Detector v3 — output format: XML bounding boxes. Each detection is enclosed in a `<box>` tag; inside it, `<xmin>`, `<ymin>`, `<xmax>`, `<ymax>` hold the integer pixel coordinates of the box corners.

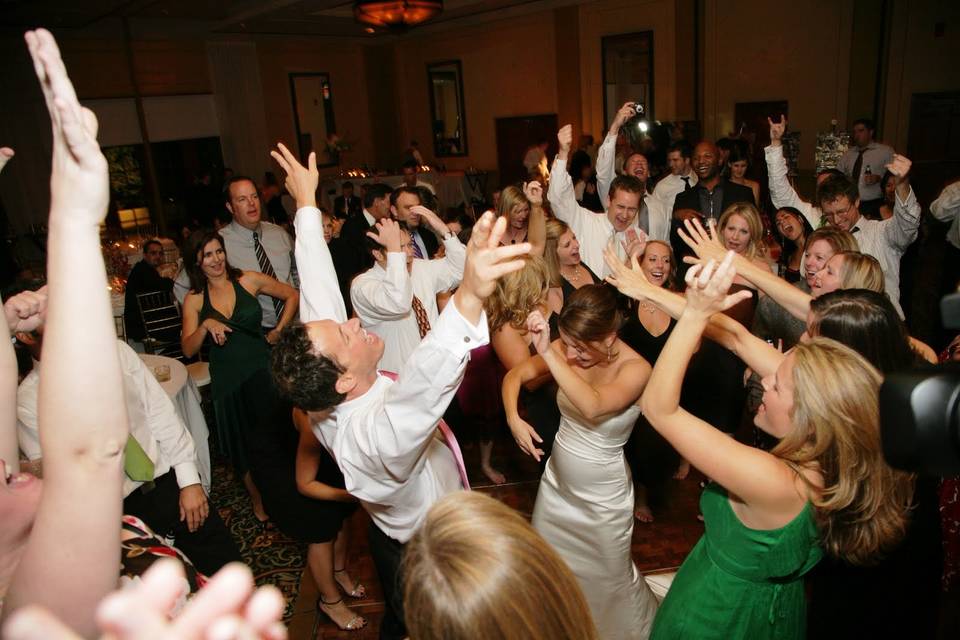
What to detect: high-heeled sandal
<box><xmin>316</xmin><ymin>596</ymin><xmax>366</xmax><ymax>631</ymax></box>
<box><xmin>333</xmin><ymin>567</ymin><xmax>367</xmax><ymax>599</ymax></box>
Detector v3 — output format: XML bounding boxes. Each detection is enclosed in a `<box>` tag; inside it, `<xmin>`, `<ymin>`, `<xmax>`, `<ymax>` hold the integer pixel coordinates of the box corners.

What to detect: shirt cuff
<box><xmin>442</xmin><ymin>234</ymin><xmax>462</xmax><ymax>249</ymax></box>
<box><xmin>895</xmin><ymin>186</ymin><xmax>918</xmax><ymax>210</ymax></box>
<box><xmin>173</xmin><ymin>461</ymin><xmax>202</xmax><ymax>489</ymax></box>
<box><xmin>428</xmin><ymin>297</ymin><xmax>490</xmax><ymax>359</ymax></box>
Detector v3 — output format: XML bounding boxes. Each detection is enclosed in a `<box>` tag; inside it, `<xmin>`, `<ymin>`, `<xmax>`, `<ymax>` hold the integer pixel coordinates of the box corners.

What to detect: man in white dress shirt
<box><xmin>838</xmin><ymin>118</ymin><xmax>894</xmax><ymax>218</ymax></box>
<box><xmin>174</xmin><ymin>176</ymin><xmax>295</xmax><ymax>333</ymax></box>
<box><xmin>815</xmin><ymin>156</ymin><xmax>920</xmax><ymax>318</ymax></box>
<box><xmin>351</xmin><ymin>209</ymin><xmax>465</xmax><ymax>374</ymax></box>
<box><xmin>267</xmin><ymin>143</ymin><xmax>529</xmax><ymax>640</ymax></box>
<box><xmin>16</xmin><ymin>334</ymin><xmax>240</xmax><ymax>576</ymax></box>
<box><xmin>549</xmin><ymin>124</ymin><xmax>671</xmax><ymax>278</ymax></box>
<box><xmin>653</xmin><ymin>140</ymin><xmax>698</xmax><ymax>211</ymax></box>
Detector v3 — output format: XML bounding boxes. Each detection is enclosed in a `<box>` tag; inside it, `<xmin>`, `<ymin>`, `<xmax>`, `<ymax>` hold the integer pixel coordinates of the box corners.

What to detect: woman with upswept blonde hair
<box><xmin>403</xmin><ymin>492</ymin><xmax>598</xmax><ymax>640</ymax></box>
<box><xmin>717</xmin><ymin>202</ymin><xmax>766</xmax><ymax>261</ymax></box>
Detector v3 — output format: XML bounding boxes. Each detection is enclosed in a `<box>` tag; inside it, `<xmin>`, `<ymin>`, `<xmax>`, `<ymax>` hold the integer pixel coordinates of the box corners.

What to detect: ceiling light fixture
<box><xmin>353</xmin><ymin>0</ymin><xmax>443</xmax><ymax>30</ymax></box>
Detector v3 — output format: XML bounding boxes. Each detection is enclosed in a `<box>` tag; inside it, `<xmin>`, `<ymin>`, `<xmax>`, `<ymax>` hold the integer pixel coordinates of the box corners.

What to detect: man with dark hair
<box><xmin>124</xmin><ymin>239</ymin><xmax>173</xmax><ymax>347</ymax></box>
<box><xmin>764</xmin><ymin>115</ymin><xmax>840</xmax><ymax>229</ymax></box>
<box><xmin>268</xmin><ymin>142</ymin><xmax>529</xmax><ymax>640</ymax></box>
<box><xmin>816</xmin><ymin>155</ymin><xmax>919</xmax><ymax>317</ymax></box>
<box><xmin>838</xmin><ymin>117</ymin><xmax>894</xmax><ymax>217</ymax></box>
<box><xmin>352</xmin><ymin>209</ymin><xmax>464</xmax><ymax>373</ymax></box>
<box><xmin>552</xmin><ymin>121</ymin><xmax>671</xmax><ymax>277</ymax></box>
<box><xmin>333</xmin><ymin>181</ymin><xmax>362</xmax><ymax>220</ymax></box>
<box><xmin>334</xmin><ymin>182</ymin><xmax>393</xmax><ymax>316</ymax></box>
<box><xmin>653</xmin><ymin>140</ymin><xmax>698</xmax><ymax>211</ymax></box>
<box><xmin>400</xmin><ymin>159</ymin><xmax>436</xmax><ymax>195</ymax></box>
<box><xmin>390</xmin><ymin>186</ymin><xmax>439</xmax><ymax>259</ymax></box>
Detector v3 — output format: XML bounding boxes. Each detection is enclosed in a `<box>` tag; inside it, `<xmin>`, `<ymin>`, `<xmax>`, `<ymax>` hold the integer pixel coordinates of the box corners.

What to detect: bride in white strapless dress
<box><xmin>503</xmin><ymin>287</ymin><xmax>658</xmax><ymax>640</ymax></box>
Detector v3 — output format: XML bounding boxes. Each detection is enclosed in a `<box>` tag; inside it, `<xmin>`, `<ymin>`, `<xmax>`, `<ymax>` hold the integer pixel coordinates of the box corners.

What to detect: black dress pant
<box><xmin>368</xmin><ymin>521</ymin><xmax>407</xmax><ymax>640</ymax></box>
<box><xmin>122</xmin><ymin>470</ymin><xmax>242</xmax><ymax>576</ymax></box>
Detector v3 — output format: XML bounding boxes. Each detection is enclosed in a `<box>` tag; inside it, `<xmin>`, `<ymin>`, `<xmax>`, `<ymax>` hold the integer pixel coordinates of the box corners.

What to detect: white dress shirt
<box><xmin>596</xmin><ymin>132</ymin><xmax>618</xmax><ymax>209</ymax></box>
<box><xmin>351</xmin><ymin>235</ymin><xmax>465</xmax><ymax>374</ymax></box>
<box><xmin>17</xmin><ymin>341</ymin><xmax>201</xmax><ymax>499</ymax></box>
<box><xmin>295</xmin><ymin>205</ymin><xmax>348</xmax><ymax>323</ymax></box>
<box><xmin>297</xmin><ymin>205</ymin><xmax>484</xmax><ymax>543</ymax></box>
<box><xmin>653</xmin><ymin>172</ymin><xmax>698</xmax><ymax>211</ymax></box>
<box><xmin>548</xmin><ymin>157</ymin><xmax>670</xmax><ymax>277</ymax></box>
<box><xmin>764</xmin><ymin>145</ymin><xmax>822</xmax><ymax>229</ymax></box>
<box><xmin>849</xmin><ymin>189</ymin><xmax>921</xmax><ymax>318</ymax></box>
<box><xmin>931</xmin><ymin>180</ymin><xmax>960</xmax><ymax>250</ymax></box>
<box><xmin>838</xmin><ymin>141</ymin><xmax>894</xmax><ymax>202</ymax></box>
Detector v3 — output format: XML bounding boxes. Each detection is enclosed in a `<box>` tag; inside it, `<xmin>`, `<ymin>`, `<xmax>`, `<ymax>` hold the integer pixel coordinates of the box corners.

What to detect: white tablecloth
<box><xmin>138</xmin><ymin>354</ymin><xmax>211</xmax><ymax>493</ymax></box>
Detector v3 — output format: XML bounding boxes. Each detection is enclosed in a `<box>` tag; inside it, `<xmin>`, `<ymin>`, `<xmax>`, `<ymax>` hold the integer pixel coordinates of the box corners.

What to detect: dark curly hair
<box><xmin>270</xmin><ymin>322</ymin><xmax>346</xmax><ymax>411</ymax></box>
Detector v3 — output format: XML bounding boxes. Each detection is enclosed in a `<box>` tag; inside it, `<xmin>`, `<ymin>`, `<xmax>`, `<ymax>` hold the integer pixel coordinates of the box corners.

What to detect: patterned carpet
<box><xmin>208</xmin><ymin>459</ymin><xmax>306</xmax><ymax>621</ymax></box>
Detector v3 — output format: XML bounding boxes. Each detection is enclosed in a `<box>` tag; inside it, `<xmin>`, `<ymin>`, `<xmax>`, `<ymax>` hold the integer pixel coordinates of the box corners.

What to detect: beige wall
<box><xmin>578</xmin><ymin>0</ymin><xmax>678</xmax><ymax>139</ymax></box>
<box><xmin>393</xmin><ymin>10</ymin><xmax>559</xmax><ymax>171</ymax></box>
<box><xmin>702</xmin><ymin>0</ymin><xmax>854</xmax><ymax>171</ymax></box>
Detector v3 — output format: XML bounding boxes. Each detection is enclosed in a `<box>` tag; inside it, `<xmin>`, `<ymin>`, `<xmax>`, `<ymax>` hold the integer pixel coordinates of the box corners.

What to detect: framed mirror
<box><xmin>601</xmin><ymin>32</ymin><xmax>654</xmax><ymax>131</ymax></box>
<box><xmin>427</xmin><ymin>60</ymin><xmax>468</xmax><ymax>157</ymax></box>
<box><xmin>289</xmin><ymin>73</ymin><xmax>338</xmax><ymax>166</ymax></box>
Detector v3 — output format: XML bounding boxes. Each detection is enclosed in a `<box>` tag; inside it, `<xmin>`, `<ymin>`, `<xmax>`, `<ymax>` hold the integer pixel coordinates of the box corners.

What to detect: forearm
<box><xmin>890</xmin><ymin>187</ymin><xmax>921</xmax><ymax>249</ymax></box>
<box><xmin>641</xmin><ymin>312</ymin><xmax>706</xmax><ymax>419</ymax></box>
<box><xmin>527</xmin><ymin>203</ymin><xmax>546</xmax><ymax>257</ymax></box>
<box><xmin>299</xmin><ymin>479</ymin><xmax>353</xmax><ymax>502</ymax></box>
<box><xmin>0</xmin><ymin>336</ymin><xmax>19</xmax><ymax>473</ymax></box>
<box><xmin>296</xmin><ymin>206</ymin><xmax>348</xmax><ymax>323</ymax></box>
<box><xmin>541</xmin><ymin>349</ymin><xmax>605</xmax><ymax>419</ymax></box>
<box><xmin>931</xmin><ymin>182</ymin><xmax>960</xmax><ymax>222</ymax></box>
<box><xmin>275</xmin><ymin>291</ymin><xmax>299</xmax><ymax>331</ymax></box>
<box><xmin>181</xmin><ymin>321</ymin><xmax>208</xmax><ymax>358</ymax></box>
<box><xmin>733</xmin><ymin>256</ymin><xmax>811</xmax><ymax>320</ymax></box>
<box><xmin>502</xmin><ymin>365</ymin><xmax>529</xmax><ymax>421</ymax></box>
<box><xmin>596</xmin><ymin>133</ymin><xmax>617</xmax><ymax>207</ymax></box>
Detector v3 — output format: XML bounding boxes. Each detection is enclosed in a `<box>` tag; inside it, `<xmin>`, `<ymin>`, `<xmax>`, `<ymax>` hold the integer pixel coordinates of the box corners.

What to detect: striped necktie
<box><xmin>253</xmin><ymin>230</ymin><xmax>285</xmax><ymax>322</ymax></box>
<box><xmin>410</xmin><ymin>231</ymin><xmax>424</xmax><ymax>259</ymax></box>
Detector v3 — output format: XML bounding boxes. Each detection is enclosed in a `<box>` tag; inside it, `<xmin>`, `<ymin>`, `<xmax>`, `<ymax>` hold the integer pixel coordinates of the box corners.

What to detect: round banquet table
<box><xmin>138</xmin><ymin>354</ymin><xmax>212</xmax><ymax>492</ymax></box>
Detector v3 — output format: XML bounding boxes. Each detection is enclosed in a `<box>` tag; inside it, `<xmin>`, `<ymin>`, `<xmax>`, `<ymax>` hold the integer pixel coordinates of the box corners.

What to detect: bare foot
<box><xmin>334</xmin><ymin>569</ymin><xmax>366</xmax><ymax>599</ymax></box>
<box><xmin>482</xmin><ymin>464</ymin><xmax>506</xmax><ymax>485</ymax></box>
<box><xmin>673</xmin><ymin>459</ymin><xmax>691</xmax><ymax>480</ymax></box>
<box><xmin>634</xmin><ymin>503</ymin><xmax>654</xmax><ymax>523</ymax></box>
<box><xmin>318</xmin><ymin>597</ymin><xmax>367</xmax><ymax>631</ymax></box>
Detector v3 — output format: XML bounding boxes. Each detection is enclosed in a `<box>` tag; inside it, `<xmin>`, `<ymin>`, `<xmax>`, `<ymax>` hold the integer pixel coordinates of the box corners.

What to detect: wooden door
<box><xmin>494</xmin><ymin>114</ymin><xmax>559</xmax><ymax>188</ymax></box>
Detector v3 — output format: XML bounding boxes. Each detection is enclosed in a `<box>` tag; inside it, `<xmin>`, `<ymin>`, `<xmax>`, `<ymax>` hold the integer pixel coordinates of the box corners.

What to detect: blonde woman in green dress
<box><xmin>605</xmin><ymin>247</ymin><xmax>913</xmax><ymax>639</ymax></box>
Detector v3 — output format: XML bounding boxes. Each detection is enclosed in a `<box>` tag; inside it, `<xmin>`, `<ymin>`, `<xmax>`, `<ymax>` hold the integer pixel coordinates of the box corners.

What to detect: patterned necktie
<box><xmin>124</xmin><ymin>434</ymin><xmax>155</xmax><ymax>482</ymax></box>
<box><xmin>411</xmin><ymin>295</ymin><xmax>431</xmax><ymax>339</ymax></box>
<box><xmin>252</xmin><ymin>231</ymin><xmax>285</xmax><ymax>321</ymax></box>
<box><xmin>851</xmin><ymin>148</ymin><xmax>865</xmax><ymax>183</ymax></box>
<box><xmin>410</xmin><ymin>231</ymin><xmax>424</xmax><ymax>259</ymax></box>
<box><xmin>378</xmin><ymin>370</ymin><xmax>470</xmax><ymax>490</ymax></box>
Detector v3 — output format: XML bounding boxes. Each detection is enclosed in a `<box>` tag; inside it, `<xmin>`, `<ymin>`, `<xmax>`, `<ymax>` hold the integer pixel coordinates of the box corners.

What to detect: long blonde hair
<box><xmin>543</xmin><ymin>218</ymin><xmax>569</xmax><ymax>288</ymax></box>
<box><xmin>485</xmin><ymin>255</ymin><xmax>550</xmax><ymax>333</ymax></box>
<box><xmin>403</xmin><ymin>492</ymin><xmax>598</xmax><ymax>640</ymax></box>
<box><xmin>495</xmin><ymin>185</ymin><xmax>531</xmax><ymax>220</ymax></box>
<box><xmin>772</xmin><ymin>338</ymin><xmax>914</xmax><ymax>565</ymax></box>
<box><xmin>837</xmin><ymin>251</ymin><xmax>884</xmax><ymax>292</ymax></box>
<box><xmin>717</xmin><ymin>202</ymin><xmax>764</xmax><ymax>259</ymax></box>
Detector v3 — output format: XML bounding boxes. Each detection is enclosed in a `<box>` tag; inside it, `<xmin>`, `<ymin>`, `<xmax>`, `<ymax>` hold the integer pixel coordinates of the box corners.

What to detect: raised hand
<box><xmin>603</xmin><ymin>244</ymin><xmax>655</xmax><ymax>302</ymax></box>
<box><xmin>3</xmin><ymin>560</ymin><xmax>287</xmax><ymax>640</ymax></box>
<box><xmin>557</xmin><ymin>125</ymin><xmax>573</xmax><ymax>155</ymax></box>
<box><xmin>610</xmin><ymin>102</ymin><xmax>636</xmax><ymax>134</ymax></box>
<box><xmin>678</xmin><ymin>217</ymin><xmax>726</xmax><ymax>265</ymax></box>
<box><xmin>523</xmin><ymin>180</ymin><xmax>543</xmax><ymax>206</ymax></box>
<box><xmin>409</xmin><ymin>204</ymin><xmax>448</xmax><ymax>236</ymax></box>
<box><xmin>508</xmin><ymin>414</ymin><xmax>544</xmax><ymax>462</ymax></box>
<box><xmin>525</xmin><ymin>309</ymin><xmax>551</xmax><ymax>355</ymax></box>
<box><xmin>270</xmin><ymin>142</ymin><xmax>318</xmax><ymax>209</ymax></box>
<box><xmin>4</xmin><ymin>287</ymin><xmax>48</xmax><ymax>335</ymax></box>
<box><xmin>25</xmin><ymin>30</ymin><xmax>108</xmax><ymax>226</ymax></box>
<box><xmin>202</xmin><ymin>318</ymin><xmax>232</xmax><ymax>346</ymax></box>
<box><xmin>768</xmin><ymin>114</ymin><xmax>787</xmax><ymax>146</ymax></box>
<box><xmin>0</xmin><ymin>147</ymin><xmax>14</xmax><ymax>174</ymax></box>
<box><xmin>366</xmin><ymin>218</ymin><xmax>403</xmax><ymax>253</ymax></box>
<box><xmin>682</xmin><ymin>251</ymin><xmax>753</xmax><ymax>318</ymax></box>
<box><xmin>621</xmin><ymin>228</ymin><xmax>648</xmax><ymax>263</ymax></box>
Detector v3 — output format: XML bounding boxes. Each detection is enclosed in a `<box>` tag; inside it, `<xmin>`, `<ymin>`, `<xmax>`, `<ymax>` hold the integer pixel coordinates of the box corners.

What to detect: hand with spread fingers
<box><xmin>603</xmin><ymin>243</ymin><xmax>656</xmax><ymax>303</ymax></box>
<box><xmin>677</xmin><ymin>217</ymin><xmax>727</xmax><ymax>266</ymax></box>
<box><xmin>621</xmin><ymin>228</ymin><xmax>648</xmax><ymax>263</ymax></box>
<box><xmin>270</xmin><ymin>143</ymin><xmax>318</xmax><ymax>210</ymax></box>
<box><xmin>366</xmin><ymin>218</ymin><xmax>403</xmax><ymax>254</ymax></box>
<box><xmin>682</xmin><ymin>251</ymin><xmax>754</xmax><ymax>319</ymax></box>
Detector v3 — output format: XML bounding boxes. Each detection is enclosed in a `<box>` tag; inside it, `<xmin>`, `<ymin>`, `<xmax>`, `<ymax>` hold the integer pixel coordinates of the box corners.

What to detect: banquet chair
<box><xmin>136</xmin><ymin>290</ymin><xmax>184</xmax><ymax>360</ymax></box>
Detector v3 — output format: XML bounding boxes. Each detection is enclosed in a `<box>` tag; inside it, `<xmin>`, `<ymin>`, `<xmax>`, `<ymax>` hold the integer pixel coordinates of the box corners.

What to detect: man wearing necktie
<box><xmin>390</xmin><ymin>185</ymin><xmax>439</xmax><ymax>259</ymax></box>
<box><xmin>548</xmin><ymin>124</ymin><xmax>671</xmax><ymax>280</ymax></box>
<box><xmin>269</xmin><ymin>141</ymin><xmax>530</xmax><ymax>640</ymax></box>
<box><xmin>653</xmin><ymin>140</ymin><xmax>698</xmax><ymax>211</ymax></box>
<box><xmin>838</xmin><ymin>118</ymin><xmax>894</xmax><ymax>218</ymax></box>
<box><xmin>350</xmin><ymin>210</ymin><xmax>465</xmax><ymax>375</ymax></box>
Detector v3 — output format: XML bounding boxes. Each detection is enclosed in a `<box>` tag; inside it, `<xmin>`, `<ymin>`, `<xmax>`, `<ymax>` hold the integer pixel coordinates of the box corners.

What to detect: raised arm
<box><xmin>883</xmin><ymin>154</ymin><xmax>921</xmax><ymax>251</ymax></box>
<box><xmin>350</xmin><ymin>219</ymin><xmax>412</xmax><ymax>322</ymax></box>
<box><xmin>271</xmin><ymin>142</ymin><xmax>347</xmax><ymax>323</ymax></box>
<box><xmin>244</xmin><ymin>271</ymin><xmax>299</xmax><ymax>343</ymax></box>
<box><xmin>524</xmin><ymin>180</ymin><xmax>546</xmax><ymax>257</ymax></box>
<box><xmin>502</xmin><ymin>354</ymin><xmax>551</xmax><ymax>462</ymax></box>
<box><xmin>641</xmin><ymin>255</ymin><xmax>802</xmax><ymax>509</ymax></box>
<box><xmin>547</xmin><ymin>126</ymin><xmax>585</xmax><ymax>230</ymax></box>
<box><xmin>528</xmin><ymin>310</ymin><xmax>650</xmax><ymax>420</ymax></box>
<box><xmin>3</xmin><ymin>30</ymin><xmax>129</xmax><ymax>636</ymax></box>
<box><xmin>411</xmin><ymin>204</ymin><xmax>466</xmax><ymax>291</ymax></box>
<box><xmin>3</xmin><ymin>288</ymin><xmax>48</xmax><ymax>473</ymax></box>
<box><xmin>931</xmin><ymin>179</ymin><xmax>960</xmax><ymax>223</ymax></box>
<box><xmin>765</xmin><ymin>116</ymin><xmax>819</xmax><ymax>228</ymax></box>
<box><xmin>597</xmin><ymin>103</ymin><xmax>635</xmax><ymax>208</ymax></box>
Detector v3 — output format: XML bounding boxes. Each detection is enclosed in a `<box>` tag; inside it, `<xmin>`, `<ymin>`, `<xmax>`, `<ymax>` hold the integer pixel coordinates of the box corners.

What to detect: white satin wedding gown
<box><xmin>532</xmin><ymin>388</ymin><xmax>658</xmax><ymax>639</ymax></box>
